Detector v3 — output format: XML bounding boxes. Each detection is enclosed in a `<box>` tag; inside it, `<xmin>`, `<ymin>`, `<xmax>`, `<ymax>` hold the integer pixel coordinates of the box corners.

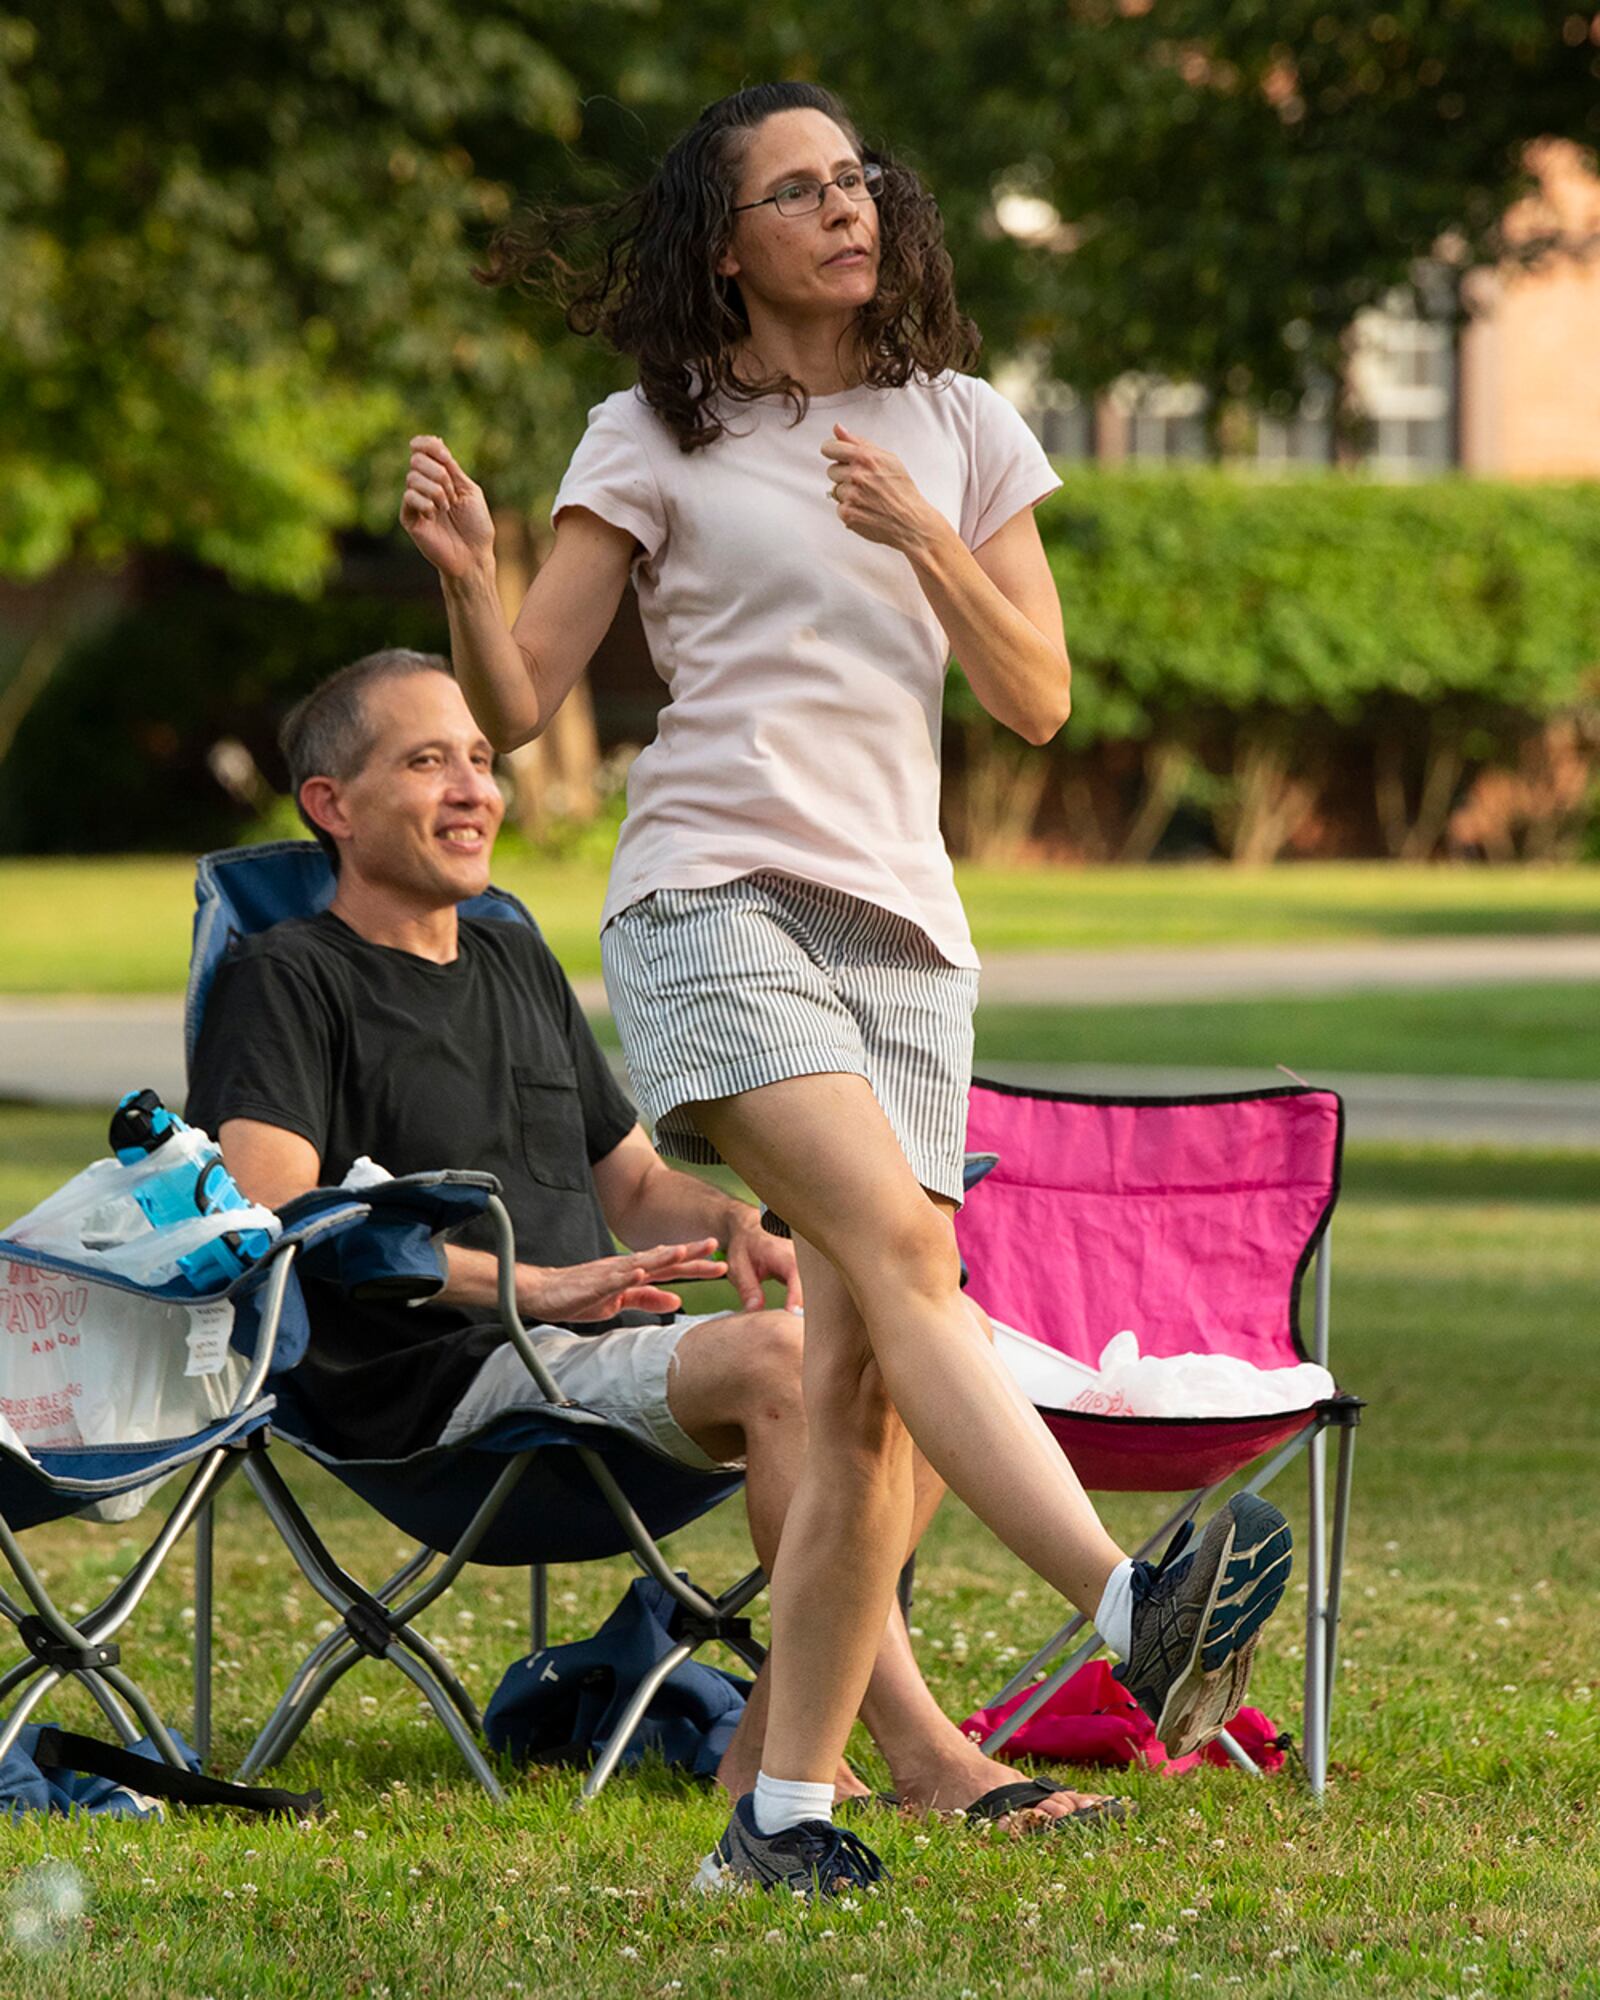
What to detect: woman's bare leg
<box><xmin>750</xmin><ymin>1236</ymin><xmax>918</xmax><ymax>1782</ymax></box>
<box><xmin>694</xmin><ymin>1072</ymin><xmax>1127</xmax><ymax>1625</ymax></box>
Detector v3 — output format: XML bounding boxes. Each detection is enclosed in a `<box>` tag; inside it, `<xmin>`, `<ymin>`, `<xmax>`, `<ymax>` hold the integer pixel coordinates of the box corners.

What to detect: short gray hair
<box><xmin>279</xmin><ymin>648</ymin><xmax>455</xmax><ymax>865</ymax></box>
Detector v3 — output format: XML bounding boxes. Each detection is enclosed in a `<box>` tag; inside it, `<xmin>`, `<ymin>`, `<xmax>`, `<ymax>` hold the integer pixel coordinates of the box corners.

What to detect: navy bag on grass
<box><xmin>485</xmin><ymin>1578</ymin><xmax>750</xmax><ymax>1782</ymax></box>
<box><xmin>0</xmin><ymin>1726</ymin><xmax>321</xmax><ymax>1821</ymax></box>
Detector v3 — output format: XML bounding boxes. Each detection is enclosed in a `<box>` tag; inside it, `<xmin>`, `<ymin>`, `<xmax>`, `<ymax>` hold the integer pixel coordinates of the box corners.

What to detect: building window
<box><xmin>1348</xmin><ymin>295</ymin><xmax>1457</xmax><ymax>476</ymax></box>
<box><xmin>1034</xmin><ymin>395</ymin><xmax>1094</xmax><ymax>460</ymax></box>
<box><xmin>993</xmin><ymin>361</ymin><xmax>1094</xmax><ymax>462</ymax></box>
<box><xmin>1118</xmin><ymin>378</ymin><xmax>1212</xmax><ymax>462</ymax></box>
<box><xmin>1256</xmin><ymin>375</ymin><xmax>1336</xmax><ymax>469</ymax></box>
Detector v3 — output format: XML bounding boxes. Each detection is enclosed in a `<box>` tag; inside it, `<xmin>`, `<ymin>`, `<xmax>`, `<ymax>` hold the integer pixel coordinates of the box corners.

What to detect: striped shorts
<box><xmin>600</xmin><ymin>873</ymin><xmax>980</xmax><ymax>1235</ymax></box>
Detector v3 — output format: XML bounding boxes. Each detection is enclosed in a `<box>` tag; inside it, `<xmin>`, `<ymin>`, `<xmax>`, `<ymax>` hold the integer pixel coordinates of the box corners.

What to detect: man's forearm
<box><xmin>439</xmin><ymin>1243</ymin><xmax>523</xmax><ymax>1314</ymax></box>
<box><xmin>613</xmin><ymin>1162</ymin><xmax>753</xmax><ymax>1252</ymax></box>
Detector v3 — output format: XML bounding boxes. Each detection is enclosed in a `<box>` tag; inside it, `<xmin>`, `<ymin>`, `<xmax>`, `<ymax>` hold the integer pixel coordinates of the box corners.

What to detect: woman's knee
<box><xmin>854</xmin><ymin>1197</ymin><xmax>959</xmax><ymax>1303</ymax></box>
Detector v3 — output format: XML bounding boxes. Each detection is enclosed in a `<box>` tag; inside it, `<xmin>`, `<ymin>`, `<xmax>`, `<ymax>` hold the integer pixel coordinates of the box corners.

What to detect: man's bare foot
<box><xmin>890</xmin><ymin>1744</ymin><xmax>1118</xmax><ymax>1834</ymax></box>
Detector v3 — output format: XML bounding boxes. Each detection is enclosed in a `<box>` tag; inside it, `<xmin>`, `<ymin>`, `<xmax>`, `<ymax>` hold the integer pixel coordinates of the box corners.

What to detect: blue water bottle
<box><xmin>109</xmin><ymin>1089</ymin><xmax>273</xmax><ymax>1289</ymax></box>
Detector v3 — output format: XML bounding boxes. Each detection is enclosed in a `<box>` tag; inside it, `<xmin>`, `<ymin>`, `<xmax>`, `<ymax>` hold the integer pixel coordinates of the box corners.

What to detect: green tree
<box><xmin>4</xmin><ymin>2</ymin><xmax>1597</xmax><ymax>800</ymax></box>
<box><xmin>602</xmin><ymin>2</ymin><xmax>1599</xmax><ymax>408</ymax></box>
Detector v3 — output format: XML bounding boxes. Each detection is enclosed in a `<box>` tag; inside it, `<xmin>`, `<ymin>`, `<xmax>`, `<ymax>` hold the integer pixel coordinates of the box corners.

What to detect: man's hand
<box><xmin>723</xmin><ymin>1211</ymin><xmax>803</xmax><ymax>1314</ymax></box>
<box><xmin>518</xmin><ymin>1239</ymin><xmax>726</xmax><ymax>1325</ymax></box>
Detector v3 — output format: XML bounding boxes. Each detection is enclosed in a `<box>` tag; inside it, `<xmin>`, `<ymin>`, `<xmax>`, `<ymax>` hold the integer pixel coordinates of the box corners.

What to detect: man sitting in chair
<box><xmin>187</xmin><ymin>647</ymin><xmax>1113</xmax><ymax>1832</ymax></box>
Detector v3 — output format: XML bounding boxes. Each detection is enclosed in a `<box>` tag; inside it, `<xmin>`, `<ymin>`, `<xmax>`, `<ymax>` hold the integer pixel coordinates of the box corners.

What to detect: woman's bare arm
<box><xmin>401</xmin><ymin>436</ymin><xmax>636</xmax><ymax>751</ymax></box>
<box><xmin>822</xmin><ymin>425</ymin><xmax>1070</xmax><ymax>745</ymax></box>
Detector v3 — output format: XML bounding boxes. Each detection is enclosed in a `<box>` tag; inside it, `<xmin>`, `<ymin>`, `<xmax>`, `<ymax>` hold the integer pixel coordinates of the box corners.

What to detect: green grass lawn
<box><xmin>973</xmin><ymin>982</ymin><xmax>1600</xmax><ymax>1082</ymax></box>
<box><xmin>3</xmin><ymin>855</ymin><xmax>1598</xmax><ymax>993</ymax></box>
<box><xmin>584</xmin><ymin>982</ymin><xmax>1600</xmax><ymax>1082</ymax></box>
<box><xmin>2</xmin><ymin>1122</ymin><xmax>1597</xmax><ymax>1997</ymax></box>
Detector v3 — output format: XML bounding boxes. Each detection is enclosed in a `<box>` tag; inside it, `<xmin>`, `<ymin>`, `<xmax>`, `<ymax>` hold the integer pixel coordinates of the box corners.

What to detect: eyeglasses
<box><xmin>732</xmin><ymin>162</ymin><xmax>885</xmax><ymax>220</ymax></box>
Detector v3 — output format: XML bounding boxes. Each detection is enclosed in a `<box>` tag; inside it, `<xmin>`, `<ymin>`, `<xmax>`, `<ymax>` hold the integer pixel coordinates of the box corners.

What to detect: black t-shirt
<box><xmin>185</xmin><ymin>910</ymin><xmax>639</xmax><ymax>1458</ymax></box>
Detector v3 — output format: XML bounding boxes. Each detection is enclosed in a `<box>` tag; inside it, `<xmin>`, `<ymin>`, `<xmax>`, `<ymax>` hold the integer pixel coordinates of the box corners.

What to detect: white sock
<box><xmin>751</xmin><ymin>1770</ymin><xmax>834</xmax><ymax>1836</ymax></box>
<box><xmin>1095</xmin><ymin>1559</ymin><xmax>1136</xmax><ymax>1661</ymax></box>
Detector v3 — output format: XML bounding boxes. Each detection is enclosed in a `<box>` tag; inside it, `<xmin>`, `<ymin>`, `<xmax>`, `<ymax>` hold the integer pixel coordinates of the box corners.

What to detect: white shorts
<box><xmin>436</xmin><ymin>1314</ymin><xmax>741</xmax><ymax>1472</ymax></box>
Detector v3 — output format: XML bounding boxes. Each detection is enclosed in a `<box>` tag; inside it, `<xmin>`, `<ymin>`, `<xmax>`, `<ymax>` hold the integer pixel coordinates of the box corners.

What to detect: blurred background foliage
<box><xmin>1</xmin><ymin>0</ymin><xmax>1597</xmax><ymax>858</ymax></box>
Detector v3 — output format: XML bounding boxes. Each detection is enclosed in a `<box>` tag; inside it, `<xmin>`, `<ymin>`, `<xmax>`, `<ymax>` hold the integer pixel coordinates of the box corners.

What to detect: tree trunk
<box><xmin>1218</xmin><ymin>727</ymin><xmax>1315</xmax><ymax>864</ymax></box>
<box><xmin>0</xmin><ymin>617</ymin><xmax>72</xmax><ymax>774</ymax></box>
<box><xmin>1057</xmin><ymin>765</ymin><xmax>1116</xmax><ymax>862</ymax></box>
<box><xmin>491</xmin><ymin>508</ymin><xmax>601</xmax><ymax>839</ymax></box>
<box><xmin>1375</xmin><ymin>720</ymin><xmax>1464</xmax><ymax>861</ymax></box>
<box><xmin>947</xmin><ymin>721</ymin><xmax>1050</xmax><ymax>862</ymax></box>
<box><xmin>1115</xmin><ymin>739</ymin><xmax>1194</xmax><ymax>863</ymax></box>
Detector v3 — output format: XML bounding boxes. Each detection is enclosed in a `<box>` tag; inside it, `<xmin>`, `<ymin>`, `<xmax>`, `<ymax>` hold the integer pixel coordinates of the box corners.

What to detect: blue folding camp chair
<box><xmin>0</xmin><ymin>1195</ymin><xmax>366</xmax><ymax>1774</ymax></box>
<box><xmin>187</xmin><ymin>842</ymin><xmax>766</xmax><ymax>1801</ymax></box>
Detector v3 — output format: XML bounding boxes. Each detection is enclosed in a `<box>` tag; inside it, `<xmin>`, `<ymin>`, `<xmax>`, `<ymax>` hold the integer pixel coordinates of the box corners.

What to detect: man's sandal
<box><xmin>959</xmin><ymin>1778</ymin><xmax>1131</xmax><ymax>1831</ymax></box>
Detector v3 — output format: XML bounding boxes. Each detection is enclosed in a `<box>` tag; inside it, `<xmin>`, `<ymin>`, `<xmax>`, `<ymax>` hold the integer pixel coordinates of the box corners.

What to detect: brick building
<box><xmin>1003</xmin><ymin>141</ymin><xmax>1600</xmax><ymax>481</ymax></box>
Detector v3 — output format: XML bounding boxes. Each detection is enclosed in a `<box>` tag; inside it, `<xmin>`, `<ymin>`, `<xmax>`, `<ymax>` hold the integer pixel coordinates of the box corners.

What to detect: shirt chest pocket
<box><xmin>512</xmin><ymin>1062</ymin><xmax>589</xmax><ymax>1193</ymax></box>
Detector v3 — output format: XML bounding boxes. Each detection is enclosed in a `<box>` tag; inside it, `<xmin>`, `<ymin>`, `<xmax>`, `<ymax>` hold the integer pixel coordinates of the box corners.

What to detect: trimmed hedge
<box><xmin>1035</xmin><ymin>470</ymin><xmax>1600</xmax><ymax>742</ymax></box>
<box><xmin>946</xmin><ymin>470</ymin><xmax>1600</xmax><ymax>860</ymax></box>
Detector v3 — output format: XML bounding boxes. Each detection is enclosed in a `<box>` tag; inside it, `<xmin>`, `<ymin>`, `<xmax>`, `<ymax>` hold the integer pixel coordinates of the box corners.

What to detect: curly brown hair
<box><xmin>476</xmin><ymin>83</ymin><xmax>980</xmax><ymax>453</ymax></box>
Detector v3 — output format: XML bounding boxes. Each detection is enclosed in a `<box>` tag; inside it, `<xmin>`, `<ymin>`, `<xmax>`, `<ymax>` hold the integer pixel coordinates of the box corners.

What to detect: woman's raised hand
<box><xmin>821</xmin><ymin>424</ymin><xmax>943</xmax><ymax>557</ymax></box>
<box><xmin>400</xmin><ymin>436</ymin><xmax>496</xmax><ymax>578</ymax></box>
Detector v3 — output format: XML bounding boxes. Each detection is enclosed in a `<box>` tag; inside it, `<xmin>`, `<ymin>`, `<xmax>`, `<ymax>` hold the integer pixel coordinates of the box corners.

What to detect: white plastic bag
<box><xmin>0</xmin><ymin>1252</ymin><xmax>252</xmax><ymax>1520</ymax></box>
<box><xmin>993</xmin><ymin>1321</ymin><xmax>1334</xmax><ymax>1419</ymax></box>
<box><xmin>1</xmin><ymin>1127</ymin><xmax>274</xmax><ymax>1521</ymax></box>
<box><xmin>6</xmin><ymin>1130</ymin><xmax>279</xmax><ymax>1288</ymax></box>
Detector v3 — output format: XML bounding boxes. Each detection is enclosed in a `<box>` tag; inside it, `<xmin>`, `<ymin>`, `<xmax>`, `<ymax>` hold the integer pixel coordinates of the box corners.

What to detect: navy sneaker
<box><xmin>692</xmin><ymin>1794</ymin><xmax>889</xmax><ymax>1897</ymax></box>
<box><xmin>1114</xmin><ymin>1492</ymin><xmax>1293</xmax><ymax>1758</ymax></box>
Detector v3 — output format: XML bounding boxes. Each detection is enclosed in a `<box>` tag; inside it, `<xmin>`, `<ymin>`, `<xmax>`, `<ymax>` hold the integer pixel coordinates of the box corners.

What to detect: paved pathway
<box><xmin>972</xmin><ymin>933</ymin><xmax>1600</xmax><ymax>1005</ymax></box>
<box><xmin>2</xmin><ymin>935</ymin><xmax>1594</xmax><ymax>1147</ymax></box>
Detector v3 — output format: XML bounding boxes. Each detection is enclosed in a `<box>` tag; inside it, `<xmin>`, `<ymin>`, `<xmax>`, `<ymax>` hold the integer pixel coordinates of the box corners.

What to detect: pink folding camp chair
<box><xmin>956</xmin><ymin>1081</ymin><xmax>1362</xmax><ymax>1795</ymax></box>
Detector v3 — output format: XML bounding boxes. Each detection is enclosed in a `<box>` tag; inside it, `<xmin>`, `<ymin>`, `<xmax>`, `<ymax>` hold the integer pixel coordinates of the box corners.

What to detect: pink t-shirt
<box><xmin>552</xmin><ymin>371</ymin><xmax>1060</xmax><ymax>969</ymax></box>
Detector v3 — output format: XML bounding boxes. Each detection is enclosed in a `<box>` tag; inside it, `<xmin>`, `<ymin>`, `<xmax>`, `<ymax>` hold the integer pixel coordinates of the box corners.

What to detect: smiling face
<box><xmin>306</xmin><ymin>671</ymin><xmax>504</xmax><ymax>910</ymax></box>
<box><xmin>717</xmin><ymin>108</ymin><xmax>881</xmax><ymax>325</ymax></box>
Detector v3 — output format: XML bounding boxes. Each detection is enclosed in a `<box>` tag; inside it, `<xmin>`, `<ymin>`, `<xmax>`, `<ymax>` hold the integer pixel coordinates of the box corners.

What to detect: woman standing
<box><xmin>401</xmin><ymin>83</ymin><xmax>1291</xmax><ymax>1894</ymax></box>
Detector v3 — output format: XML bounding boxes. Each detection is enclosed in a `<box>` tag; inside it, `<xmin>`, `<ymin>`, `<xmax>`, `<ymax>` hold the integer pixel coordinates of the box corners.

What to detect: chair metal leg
<box><xmin>1303</xmin><ymin>1425</ymin><xmax>1329</xmax><ymax>1799</ymax></box>
<box><xmin>896</xmin><ymin>1555</ymin><xmax>916</xmax><ymax>1623</ymax></box>
<box><xmin>386</xmin><ymin>1624</ymin><xmax>482</xmax><ymax>1736</ymax></box>
<box><xmin>0</xmin><ymin>1665</ymin><xmax>64</xmax><ymax>1763</ymax></box>
<box><xmin>384</xmin><ymin>1643</ymin><xmax>506</xmax><ymax>1801</ymax></box>
<box><xmin>1322</xmin><ymin>1420</ymin><xmax>1357</xmax><ymax>1773</ymax></box>
<box><xmin>236</xmin><ymin>1633</ymin><xmax>357</xmax><ymax>1777</ymax></box>
<box><xmin>81</xmin><ymin>1671</ymin><xmax>141</xmax><ymax>1747</ymax></box>
<box><xmin>577</xmin><ymin>1641</ymin><xmax>694</xmax><ymax>1808</ymax></box>
<box><xmin>1215</xmin><ymin>1727</ymin><xmax>1262</xmax><ymax>1776</ymax></box>
<box><xmin>981</xmin><ymin>1626</ymin><xmax>1107</xmax><ymax>1755</ymax></box>
<box><xmin>194</xmin><ymin>1497</ymin><xmax>214</xmax><ymax>1764</ymax></box>
<box><xmin>97</xmin><ymin>1664</ymin><xmax>189</xmax><ymax>1769</ymax></box>
<box><xmin>242</xmin><ymin>1452</ymin><xmax>491</xmax><ymax>1767</ymax></box>
<box><xmin>0</xmin><ymin>1652</ymin><xmax>42</xmax><ymax>1707</ymax></box>
<box><xmin>531</xmin><ymin>1565</ymin><xmax>548</xmax><ymax>1651</ymax></box>
<box><xmin>239</xmin><ymin>1643</ymin><xmax>364</xmax><ymax>1779</ymax></box>
<box><xmin>983</xmin><ymin>1488</ymin><xmax>1208</xmax><ymax>1715</ymax></box>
